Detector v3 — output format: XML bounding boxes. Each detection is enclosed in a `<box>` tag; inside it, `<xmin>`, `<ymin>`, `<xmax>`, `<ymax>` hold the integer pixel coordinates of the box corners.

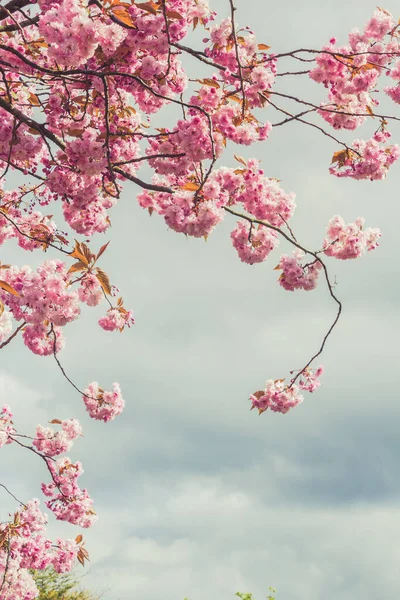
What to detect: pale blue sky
<box><xmin>1</xmin><ymin>1</ymin><xmax>400</xmax><ymax>599</ymax></box>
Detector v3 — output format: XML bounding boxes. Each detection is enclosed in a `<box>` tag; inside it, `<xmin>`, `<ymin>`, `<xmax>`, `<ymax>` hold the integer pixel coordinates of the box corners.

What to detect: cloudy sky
<box><xmin>2</xmin><ymin>1</ymin><xmax>400</xmax><ymax>599</ymax></box>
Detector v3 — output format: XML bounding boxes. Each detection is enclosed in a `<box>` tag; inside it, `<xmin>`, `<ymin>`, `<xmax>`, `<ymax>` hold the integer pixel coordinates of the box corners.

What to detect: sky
<box><xmin>2</xmin><ymin>1</ymin><xmax>400</xmax><ymax>599</ymax></box>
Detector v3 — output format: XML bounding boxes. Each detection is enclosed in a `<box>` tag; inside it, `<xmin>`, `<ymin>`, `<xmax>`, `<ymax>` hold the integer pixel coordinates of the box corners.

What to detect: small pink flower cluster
<box><xmin>318</xmin><ymin>92</ymin><xmax>375</xmax><ymax>131</ymax></box>
<box><xmin>46</xmin><ymin>164</ymin><xmax>116</xmax><ymax>237</ymax></box>
<box><xmin>231</xmin><ymin>221</ymin><xmax>279</xmax><ymax>264</ymax></box>
<box><xmin>0</xmin><ymin>258</ymin><xmax>134</xmax><ymax>356</ymax></box>
<box><xmin>0</xmin><ymin>260</ymin><xmax>80</xmax><ymax>356</ymax></box>
<box><xmin>310</xmin><ymin>8</ymin><xmax>400</xmax><ymax>180</ymax></box>
<box><xmin>0</xmin><ymin>309</ymin><xmax>12</xmax><ymax>344</ymax></box>
<box><xmin>212</xmin><ymin>104</ymin><xmax>271</xmax><ymax>146</ymax></box>
<box><xmin>82</xmin><ymin>382</ymin><xmax>125</xmax><ymax>422</ymax></box>
<box><xmin>0</xmin><ymin>499</ymin><xmax>82</xmax><ymax>599</ymax></box>
<box><xmin>0</xmin><ymin>195</ymin><xmax>57</xmax><ymax>252</ymax></box>
<box><xmin>204</xmin><ymin>18</ymin><xmax>276</xmax><ymax>110</ymax></box>
<box><xmin>39</xmin><ymin>0</ymin><xmax>126</xmax><ymax>67</ymax></box>
<box><xmin>138</xmin><ymin>189</ymin><xmax>225</xmax><ymax>239</ymax></box>
<box><xmin>329</xmin><ymin>133</ymin><xmax>400</xmax><ymax>180</ymax></box>
<box><xmin>385</xmin><ymin>59</ymin><xmax>400</xmax><ymax>103</ymax></box>
<box><xmin>234</xmin><ymin>159</ymin><xmax>296</xmax><ymax>225</ymax></box>
<box><xmin>311</xmin><ymin>9</ymin><xmax>396</xmax><ymax>91</ymax></box>
<box><xmin>0</xmin><ymin>405</ymin><xmax>94</xmax><ymax>588</ymax></box>
<box><xmin>0</xmin><ymin>105</ymin><xmax>47</xmax><ymax>171</ymax></box>
<box><xmin>250</xmin><ymin>380</ymin><xmax>304</xmax><ymax>414</ymax></box>
<box><xmin>1</xmin><ymin>260</ymin><xmax>79</xmax><ymax>327</ymax></box>
<box><xmin>298</xmin><ymin>366</ymin><xmax>324</xmax><ymax>392</ymax></box>
<box><xmin>65</xmin><ymin>129</ymin><xmax>108</xmax><ymax>177</ymax></box>
<box><xmin>98</xmin><ymin>307</ymin><xmax>135</xmax><ymax>332</ymax></box>
<box><xmin>33</xmin><ymin>418</ymin><xmax>82</xmax><ymax>457</ymax></box>
<box><xmin>250</xmin><ymin>366</ymin><xmax>324</xmax><ymax>414</ymax></box>
<box><xmin>323</xmin><ymin>215</ymin><xmax>381</xmax><ymax>259</ymax></box>
<box><xmin>0</xmin><ymin>404</ymin><xmax>15</xmax><ymax>448</ymax></box>
<box><xmin>41</xmin><ymin>457</ymin><xmax>97</xmax><ymax>528</ymax></box>
<box><xmin>276</xmin><ymin>250</ymin><xmax>323</xmax><ymax>291</ymax></box>
<box><xmin>78</xmin><ymin>273</ymin><xmax>103</xmax><ymax>307</ymax></box>
<box><xmin>138</xmin><ymin>159</ymin><xmax>295</xmax><ymax>251</ymax></box>
<box><xmin>164</xmin><ymin>197</ymin><xmax>225</xmax><ymax>238</ymax></box>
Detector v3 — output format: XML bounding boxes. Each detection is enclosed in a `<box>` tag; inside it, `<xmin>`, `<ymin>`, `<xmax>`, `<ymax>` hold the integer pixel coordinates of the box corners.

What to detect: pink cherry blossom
<box><xmin>83</xmin><ymin>382</ymin><xmax>125</xmax><ymax>422</ymax></box>
<box><xmin>98</xmin><ymin>307</ymin><xmax>134</xmax><ymax>332</ymax></box>
<box><xmin>276</xmin><ymin>250</ymin><xmax>322</xmax><ymax>291</ymax></box>
<box><xmin>33</xmin><ymin>419</ymin><xmax>82</xmax><ymax>457</ymax></box>
<box><xmin>298</xmin><ymin>366</ymin><xmax>324</xmax><ymax>392</ymax></box>
<box><xmin>250</xmin><ymin>380</ymin><xmax>304</xmax><ymax>414</ymax></box>
<box><xmin>323</xmin><ymin>215</ymin><xmax>381</xmax><ymax>259</ymax></box>
<box><xmin>231</xmin><ymin>221</ymin><xmax>279</xmax><ymax>264</ymax></box>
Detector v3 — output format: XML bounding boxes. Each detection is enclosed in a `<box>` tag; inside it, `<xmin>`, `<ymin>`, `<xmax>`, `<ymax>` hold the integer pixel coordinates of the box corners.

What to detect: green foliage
<box><xmin>31</xmin><ymin>568</ymin><xmax>97</xmax><ymax>600</ymax></box>
<box><xmin>236</xmin><ymin>589</ymin><xmax>276</xmax><ymax>600</ymax></box>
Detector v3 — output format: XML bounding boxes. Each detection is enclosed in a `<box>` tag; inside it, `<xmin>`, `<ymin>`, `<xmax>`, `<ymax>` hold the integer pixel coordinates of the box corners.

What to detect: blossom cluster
<box><xmin>138</xmin><ymin>158</ymin><xmax>295</xmax><ymax>245</ymax></box>
<box><xmin>329</xmin><ymin>132</ymin><xmax>400</xmax><ymax>180</ymax></box>
<box><xmin>276</xmin><ymin>251</ymin><xmax>323</xmax><ymax>291</ymax></box>
<box><xmin>231</xmin><ymin>221</ymin><xmax>279</xmax><ymax>264</ymax></box>
<box><xmin>33</xmin><ymin>419</ymin><xmax>82</xmax><ymax>457</ymax></box>
<box><xmin>82</xmin><ymin>382</ymin><xmax>125</xmax><ymax>423</ymax></box>
<box><xmin>310</xmin><ymin>8</ymin><xmax>400</xmax><ymax>178</ymax></box>
<box><xmin>250</xmin><ymin>380</ymin><xmax>304</xmax><ymax>415</ymax></box>
<box><xmin>0</xmin><ymin>404</ymin><xmax>15</xmax><ymax>448</ymax></box>
<box><xmin>0</xmin><ymin>499</ymin><xmax>83</xmax><ymax>600</ymax></box>
<box><xmin>42</xmin><ymin>457</ymin><xmax>97</xmax><ymax>528</ymax></box>
<box><xmin>250</xmin><ymin>366</ymin><xmax>324</xmax><ymax>414</ymax></box>
<box><xmin>0</xmin><ymin>260</ymin><xmax>79</xmax><ymax>355</ymax></box>
<box><xmin>0</xmin><ymin>0</ymin><xmax>399</xmax><ymax>593</ymax></box>
<box><xmin>0</xmin><ymin>408</ymin><xmax>91</xmax><ymax>597</ymax></box>
<box><xmin>1</xmin><ymin>406</ymin><xmax>97</xmax><ymax>530</ymax></box>
<box><xmin>323</xmin><ymin>215</ymin><xmax>381</xmax><ymax>259</ymax></box>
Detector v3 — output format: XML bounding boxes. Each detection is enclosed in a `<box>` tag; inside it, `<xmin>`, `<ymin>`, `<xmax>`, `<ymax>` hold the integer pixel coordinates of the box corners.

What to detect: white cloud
<box><xmin>80</xmin><ymin>475</ymin><xmax>400</xmax><ymax>600</ymax></box>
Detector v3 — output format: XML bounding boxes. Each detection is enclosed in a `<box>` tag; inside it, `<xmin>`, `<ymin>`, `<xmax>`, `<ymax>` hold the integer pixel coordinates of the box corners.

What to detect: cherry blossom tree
<box><xmin>0</xmin><ymin>0</ymin><xmax>399</xmax><ymax>597</ymax></box>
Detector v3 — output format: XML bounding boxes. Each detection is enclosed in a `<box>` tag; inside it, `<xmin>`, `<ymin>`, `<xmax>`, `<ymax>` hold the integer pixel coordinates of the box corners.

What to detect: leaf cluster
<box><xmin>31</xmin><ymin>567</ymin><xmax>97</xmax><ymax>600</ymax></box>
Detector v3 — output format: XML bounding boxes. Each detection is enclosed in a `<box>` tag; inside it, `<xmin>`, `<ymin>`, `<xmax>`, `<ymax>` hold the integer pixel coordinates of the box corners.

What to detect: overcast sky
<box><xmin>2</xmin><ymin>1</ymin><xmax>400</xmax><ymax>599</ymax></box>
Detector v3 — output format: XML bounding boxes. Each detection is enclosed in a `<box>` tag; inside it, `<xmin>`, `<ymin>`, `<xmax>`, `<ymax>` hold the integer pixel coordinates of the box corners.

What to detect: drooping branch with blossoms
<box><xmin>0</xmin><ymin>0</ymin><xmax>400</xmax><ymax>595</ymax></box>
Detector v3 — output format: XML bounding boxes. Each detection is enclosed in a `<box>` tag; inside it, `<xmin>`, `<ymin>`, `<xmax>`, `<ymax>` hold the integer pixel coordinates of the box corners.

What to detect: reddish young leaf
<box><xmin>111</xmin><ymin>6</ymin><xmax>135</xmax><ymax>26</ymax></box>
<box><xmin>258</xmin><ymin>43</ymin><xmax>271</xmax><ymax>50</ymax></box>
<box><xmin>136</xmin><ymin>2</ymin><xmax>159</xmax><ymax>15</ymax></box>
<box><xmin>70</xmin><ymin>241</ymin><xmax>89</xmax><ymax>266</ymax></box>
<box><xmin>234</xmin><ymin>154</ymin><xmax>247</xmax><ymax>166</ymax></box>
<box><xmin>166</xmin><ymin>9</ymin><xmax>183</xmax><ymax>19</ymax></box>
<box><xmin>67</xmin><ymin>261</ymin><xmax>86</xmax><ymax>275</ymax></box>
<box><xmin>181</xmin><ymin>181</ymin><xmax>200</xmax><ymax>191</ymax></box>
<box><xmin>0</xmin><ymin>281</ymin><xmax>19</xmax><ymax>297</ymax></box>
<box><xmin>96</xmin><ymin>269</ymin><xmax>112</xmax><ymax>295</ymax></box>
<box><xmin>96</xmin><ymin>241</ymin><xmax>110</xmax><ymax>261</ymax></box>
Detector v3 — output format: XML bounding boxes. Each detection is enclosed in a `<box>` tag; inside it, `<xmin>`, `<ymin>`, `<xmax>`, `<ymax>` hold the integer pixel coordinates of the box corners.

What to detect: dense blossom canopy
<box><xmin>1</xmin><ymin>0</ymin><xmax>400</xmax><ymax>597</ymax></box>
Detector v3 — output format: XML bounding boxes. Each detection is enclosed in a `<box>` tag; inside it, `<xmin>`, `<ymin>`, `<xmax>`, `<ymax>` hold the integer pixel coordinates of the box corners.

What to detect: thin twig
<box><xmin>0</xmin><ymin>484</ymin><xmax>27</xmax><ymax>508</ymax></box>
<box><xmin>224</xmin><ymin>206</ymin><xmax>342</xmax><ymax>384</ymax></box>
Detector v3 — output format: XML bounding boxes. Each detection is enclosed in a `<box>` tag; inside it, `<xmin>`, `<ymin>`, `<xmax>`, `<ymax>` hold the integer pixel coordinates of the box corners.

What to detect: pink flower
<box><xmin>42</xmin><ymin>457</ymin><xmax>97</xmax><ymax>528</ymax></box>
<box><xmin>98</xmin><ymin>307</ymin><xmax>134</xmax><ymax>332</ymax></box>
<box><xmin>0</xmin><ymin>404</ymin><xmax>16</xmax><ymax>448</ymax></box>
<box><xmin>329</xmin><ymin>135</ymin><xmax>400</xmax><ymax>180</ymax></box>
<box><xmin>250</xmin><ymin>380</ymin><xmax>303</xmax><ymax>414</ymax></box>
<box><xmin>0</xmin><ymin>310</ymin><xmax>12</xmax><ymax>344</ymax></box>
<box><xmin>276</xmin><ymin>251</ymin><xmax>322</xmax><ymax>291</ymax></box>
<box><xmin>323</xmin><ymin>216</ymin><xmax>381</xmax><ymax>259</ymax></box>
<box><xmin>33</xmin><ymin>419</ymin><xmax>82</xmax><ymax>457</ymax></box>
<box><xmin>298</xmin><ymin>366</ymin><xmax>324</xmax><ymax>392</ymax></box>
<box><xmin>231</xmin><ymin>221</ymin><xmax>278</xmax><ymax>264</ymax></box>
<box><xmin>82</xmin><ymin>382</ymin><xmax>125</xmax><ymax>422</ymax></box>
